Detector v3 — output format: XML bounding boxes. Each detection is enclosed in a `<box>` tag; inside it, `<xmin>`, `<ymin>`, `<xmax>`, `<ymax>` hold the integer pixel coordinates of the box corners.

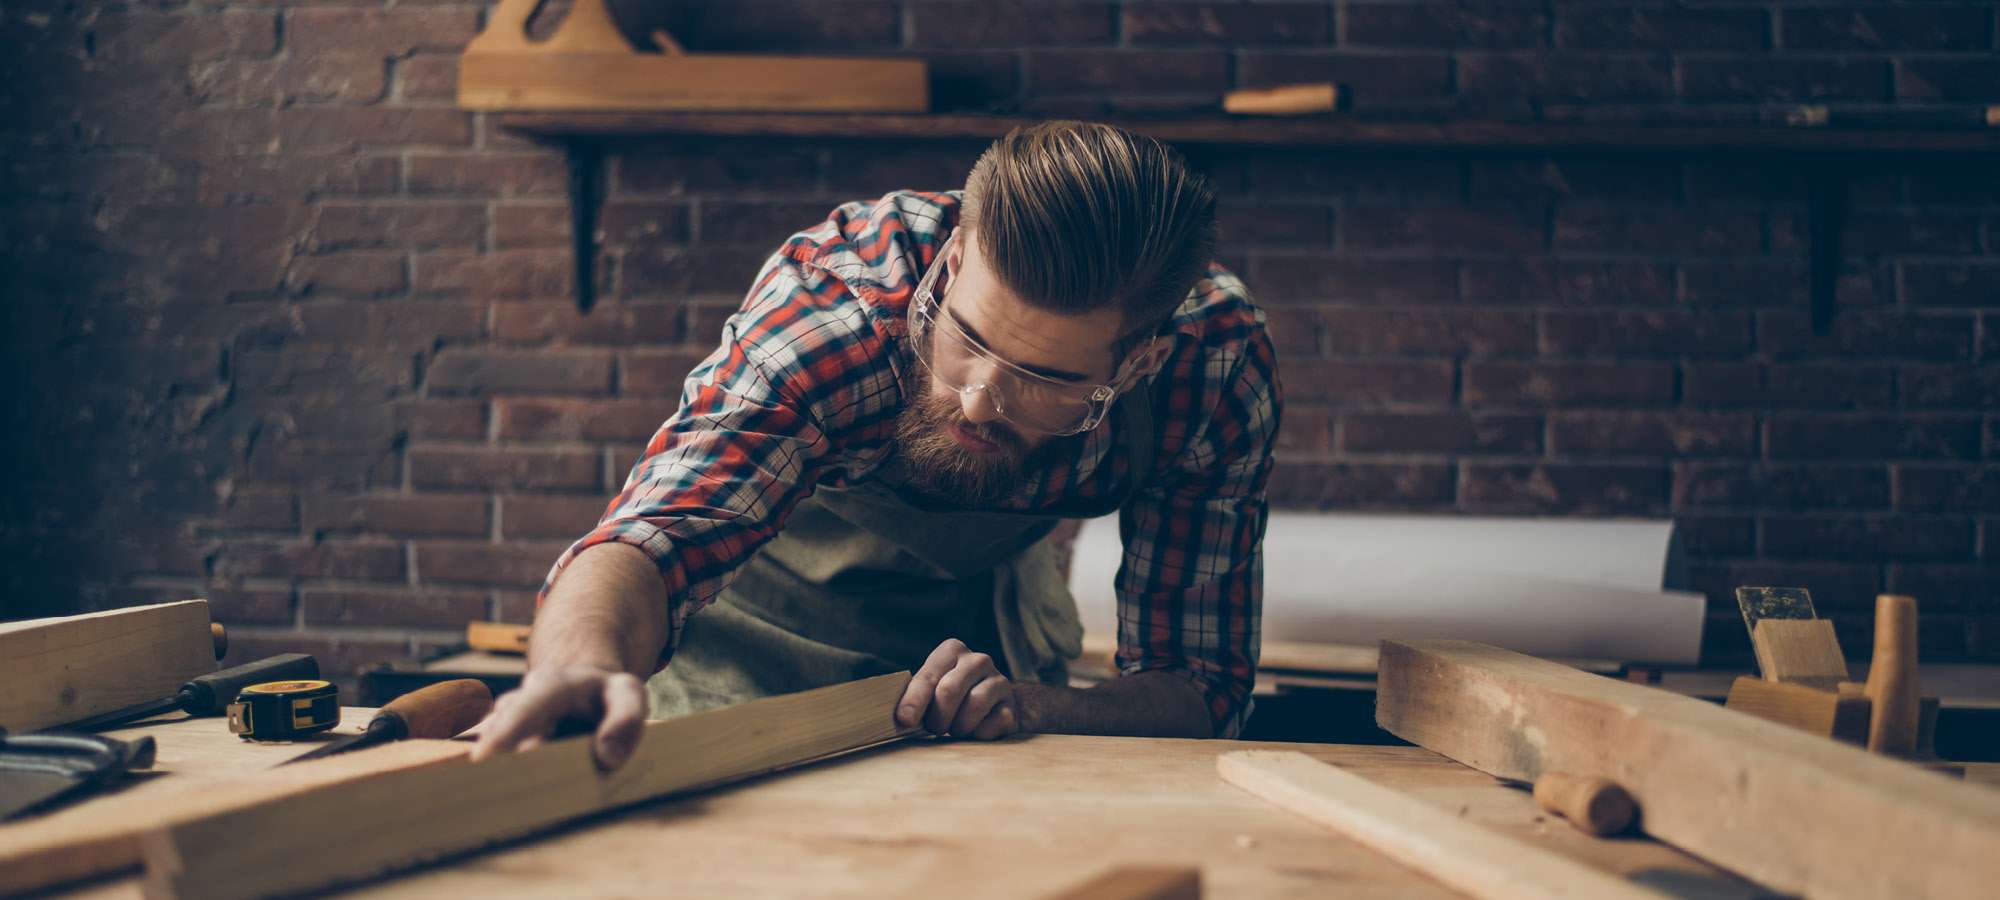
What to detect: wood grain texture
<box><xmin>1376</xmin><ymin>640</ymin><xmax>2000</xmax><ymax>900</ymax></box>
<box><xmin>1219</xmin><ymin>752</ymin><xmax>1666</xmax><ymax>900</ymax></box>
<box><xmin>138</xmin><ymin>673</ymin><xmax>916</xmax><ymax>900</ymax></box>
<box><xmin>1750</xmin><ymin>618</ymin><xmax>1847</xmax><ymax>688</ymax></box>
<box><xmin>1724</xmin><ymin>676</ymin><xmax>1870</xmax><ymax>744</ymax></box>
<box><xmin>0</xmin><ymin>600</ymin><xmax>216</xmax><ymax>732</ymax></box>
<box><xmin>1531</xmin><ymin>773</ymin><xmax>1634</xmax><ymax>837</ymax></box>
<box><xmin>1045</xmin><ymin>866</ymin><xmax>1201</xmax><ymax>900</ymax></box>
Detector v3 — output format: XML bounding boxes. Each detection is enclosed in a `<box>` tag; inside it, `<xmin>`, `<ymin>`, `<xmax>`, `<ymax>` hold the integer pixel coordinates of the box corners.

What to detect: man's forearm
<box><xmin>529</xmin><ymin>542</ymin><xmax>670</xmax><ymax>676</ymax></box>
<box><xmin>1013</xmin><ymin>670</ymin><xmax>1215</xmax><ymax>739</ymax></box>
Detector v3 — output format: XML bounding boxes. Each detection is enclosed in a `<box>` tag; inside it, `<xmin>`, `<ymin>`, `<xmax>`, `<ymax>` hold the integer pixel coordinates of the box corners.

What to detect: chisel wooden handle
<box><xmin>1865</xmin><ymin>594</ymin><xmax>1920</xmax><ymax>756</ymax></box>
<box><xmin>1532</xmin><ymin>772</ymin><xmax>1635</xmax><ymax>836</ymax></box>
<box><xmin>379</xmin><ymin>679</ymin><xmax>494</xmax><ymax>740</ymax></box>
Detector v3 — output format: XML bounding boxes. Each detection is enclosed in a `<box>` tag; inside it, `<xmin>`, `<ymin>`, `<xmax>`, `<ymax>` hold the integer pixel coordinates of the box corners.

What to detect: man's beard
<box><xmin>892</xmin><ymin>377</ymin><xmax>1064</xmax><ymax>507</ymax></box>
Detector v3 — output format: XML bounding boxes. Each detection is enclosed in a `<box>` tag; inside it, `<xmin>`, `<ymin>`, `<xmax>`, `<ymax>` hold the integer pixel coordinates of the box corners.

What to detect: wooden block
<box><xmin>464</xmin><ymin>621</ymin><xmax>530</xmax><ymax>654</ymax></box>
<box><xmin>0</xmin><ymin>600</ymin><xmax>215</xmax><ymax>732</ymax></box>
<box><xmin>1750</xmin><ymin>618</ymin><xmax>1847</xmax><ymax>689</ymax></box>
<box><xmin>1045</xmin><ymin>866</ymin><xmax>1201</xmax><ymax>900</ymax></box>
<box><xmin>1724</xmin><ymin>676</ymin><xmax>1870</xmax><ymax>745</ymax></box>
<box><xmin>1219</xmin><ymin>751</ymin><xmax>1667</xmax><ymax>900</ymax></box>
<box><xmin>1376</xmin><ymin>640</ymin><xmax>2000</xmax><ymax>900</ymax></box>
<box><xmin>1223</xmin><ymin>84</ymin><xmax>1339</xmax><ymax>116</ymax></box>
<box><xmin>139</xmin><ymin>673</ymin><xmax>915</xmax><ymax>900</ymax></box>
<box><xmin>1865</xmin><ymin>594</ymin><xmax>1921</xmax><ymax>756</ymax></box>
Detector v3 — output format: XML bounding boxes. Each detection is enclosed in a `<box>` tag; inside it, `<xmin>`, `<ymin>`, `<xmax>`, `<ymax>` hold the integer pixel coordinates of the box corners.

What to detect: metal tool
<box><xmin>227</xmin><ymin>679</ymin><xmax>341</xmax><ymax>742</ymax></box>
<box><xmin>0</xmin><ymin>728</ymin><xmax>156</xmax><ymax>820</ymax></box>
<box><xmin>281</xmin><ymin>679</ymin><xmax>493</xmax><ymax>765</ymax></box>
<box><xmin>1733</xmin><ymin>585</ymin><xmax>1817</xmax><ymax>638</ymax></box>
<box><xmin>57</xmin><ymin>653</ymin><xmax>321</xmax><ymax>733</ymax></box>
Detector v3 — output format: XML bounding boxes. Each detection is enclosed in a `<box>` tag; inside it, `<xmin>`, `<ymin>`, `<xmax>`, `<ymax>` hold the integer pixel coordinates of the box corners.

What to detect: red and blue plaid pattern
<box><xmin>543</xmin><ymin>190</ymin><xmax>1280</xmax><ymax>738</ymax></box>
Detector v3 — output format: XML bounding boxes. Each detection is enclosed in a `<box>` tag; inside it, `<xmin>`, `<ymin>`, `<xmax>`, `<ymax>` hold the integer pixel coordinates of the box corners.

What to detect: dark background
<box><xmin>5</xmin><ymin>1</ymin><xmax>1998</xmax><ymax>681</ymax></box>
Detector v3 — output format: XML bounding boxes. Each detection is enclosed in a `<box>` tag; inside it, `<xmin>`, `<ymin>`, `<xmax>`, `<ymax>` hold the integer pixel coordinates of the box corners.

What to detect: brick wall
<box><xmin>4</xmin><ymin>1</ymin><xmax>1998</xmax><ymax>680</ymax></box>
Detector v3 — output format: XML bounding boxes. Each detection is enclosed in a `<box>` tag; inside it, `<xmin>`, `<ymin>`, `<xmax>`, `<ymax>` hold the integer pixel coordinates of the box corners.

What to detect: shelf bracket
<box><xmin>1806</xmin><ymin>166</ymin><xmax>1849</xmax><ymax>336</ymax></box>
<box><xmin>566</xmin><ymin>138</ymin><xmax>605</xmax><ymax>313</ymax></box>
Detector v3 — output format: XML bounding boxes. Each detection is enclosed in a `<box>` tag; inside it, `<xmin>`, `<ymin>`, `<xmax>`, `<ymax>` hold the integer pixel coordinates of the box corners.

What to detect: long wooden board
<box><xmin>0</xmin><ymin>600</ymin><xmax>215</xmax><ymax>731</ymax></box>
<box><xmin>1376</xmin><ymin>640</ymin><xmax>2000</xmax><ymax>900</ymax></box>
<box><xmin>1219</xmin><ymin>751</ymin><xmax>1665</xmax><ymax>900</ymax></box>
<box><xmin>138</xmin><ymin>672</ymin><xmax>915</xmax><ymax>900</ymax></box>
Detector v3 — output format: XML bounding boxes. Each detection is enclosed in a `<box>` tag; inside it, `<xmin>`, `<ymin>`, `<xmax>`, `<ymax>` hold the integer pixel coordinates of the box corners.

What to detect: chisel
<box><xmin>280</xmin><ymin>679</ymin><xmax>493</xmax><ymax>766</ymax></box>
<box><xmin>55</xmin><ymin>653</ymin><xmax>320</xmax><ymax>733</ymax></box>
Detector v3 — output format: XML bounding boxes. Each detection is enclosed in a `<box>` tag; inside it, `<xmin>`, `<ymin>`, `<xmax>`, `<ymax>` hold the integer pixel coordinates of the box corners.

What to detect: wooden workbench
<box><xmin>20</xmin><ymin>709</ymin><xmax>1763</xmax><ymax>899</ymax></box>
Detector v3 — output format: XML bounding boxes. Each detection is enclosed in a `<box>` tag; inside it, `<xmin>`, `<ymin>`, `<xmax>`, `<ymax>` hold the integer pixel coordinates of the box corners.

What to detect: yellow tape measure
<box><xmin>226</xmin><ymin>679</ymin><xmax>340</xmax><ymax>741</ymax></box>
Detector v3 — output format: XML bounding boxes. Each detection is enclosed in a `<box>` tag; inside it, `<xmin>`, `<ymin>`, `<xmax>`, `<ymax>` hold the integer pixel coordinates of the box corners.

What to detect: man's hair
<box><xmin>959</xmin><ymin>121</ymin><xmax>1217</xmax><ymax>346</ymax></box>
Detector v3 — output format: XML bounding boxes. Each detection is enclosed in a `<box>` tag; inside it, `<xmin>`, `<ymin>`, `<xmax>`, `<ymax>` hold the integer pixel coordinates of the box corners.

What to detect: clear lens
<box><xmin>907</xmin><ymin>258</ymin><xmax>1112</xmax><ymax>437</ymax></box>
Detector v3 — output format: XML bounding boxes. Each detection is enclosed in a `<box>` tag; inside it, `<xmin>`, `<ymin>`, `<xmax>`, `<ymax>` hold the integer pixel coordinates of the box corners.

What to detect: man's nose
<box><xmin>957</xmin><ymin>383</ymin><xmax>1004</xmax><ymax>424</ymax></box>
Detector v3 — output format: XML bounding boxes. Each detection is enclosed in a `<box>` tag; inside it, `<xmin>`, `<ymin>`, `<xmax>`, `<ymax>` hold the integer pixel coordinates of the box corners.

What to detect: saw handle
<box><xmin>1533</xmin><ymin>772</ymin><xmax>1635</xmax><ymax>836</ymax></box>
<box><xmin>376</xmin><ymin>679</ymin><xmax>494</xmax><ymax>741</ymax></box>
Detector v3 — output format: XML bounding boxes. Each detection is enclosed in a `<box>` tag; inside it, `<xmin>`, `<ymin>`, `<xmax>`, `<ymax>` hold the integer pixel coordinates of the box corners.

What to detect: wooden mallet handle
<box><xmin>379</xmin><ymin>679</ymin><xmax>495</xmax><ymax>740</ymax></box>
<box><xmin>1865</xmin><ymin>593</ymin><xmax>1921</xmax><ymax>756</ymax></box>
<box><xmin>1533</xmin><ymin>772</ymin><xmax>1635</xmax><ymax>836</ymax></box>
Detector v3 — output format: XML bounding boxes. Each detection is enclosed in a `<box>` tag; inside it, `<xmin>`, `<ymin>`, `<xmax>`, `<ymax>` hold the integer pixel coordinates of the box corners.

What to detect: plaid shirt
<box><xmin>543</xmin><ymin>190</ymin><xmax>1279</xmax><ymax>738</ymax></box>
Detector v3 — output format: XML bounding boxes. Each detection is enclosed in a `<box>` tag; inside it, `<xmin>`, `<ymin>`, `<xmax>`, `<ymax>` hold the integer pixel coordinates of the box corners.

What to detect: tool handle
<box><xmin>1865</xmin><ymin>593</ymin><xmax>1921</xmax><ymax>756</ymax></box>
<box><xmin>378</xmin><ymin>679</ymin><xmax>494</xmax><ymax>740</ymax></box>
<box><xmin>1532</xmin><ymin>772</ymin><xmax>1635</xmax><ymax>836</ymax></box>
<box><xmin>211</xmin><ymin>623</ymin><xmax>228</xmax><ymax>660</ymax></box>
<box><xmin>182</xmin><ymin>653</ymin><xmax>322</xmax><ymax>716</ymax></box>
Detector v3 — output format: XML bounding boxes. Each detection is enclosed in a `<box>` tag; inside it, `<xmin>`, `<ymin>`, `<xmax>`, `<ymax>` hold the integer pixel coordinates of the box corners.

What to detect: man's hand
<box><xmin>469</xmin><ymin>665</ymin><xmax>648</xmax><ymax>770</ymax></box>
<box><xmin>895</xmin><ymin>639</ymin><xmax>1017</xmax><ymax>740</ymax></box>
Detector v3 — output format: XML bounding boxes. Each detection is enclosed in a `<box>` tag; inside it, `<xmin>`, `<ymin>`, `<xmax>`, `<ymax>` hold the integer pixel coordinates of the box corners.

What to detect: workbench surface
<box><xmin>35</xmin><ymin>708</ymin><xmax>1757</xmax><ymax>898</ymax></box>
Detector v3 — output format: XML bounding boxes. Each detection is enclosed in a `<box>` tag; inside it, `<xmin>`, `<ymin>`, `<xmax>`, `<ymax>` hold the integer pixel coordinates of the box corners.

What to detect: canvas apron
<box><xmin>647</xmin><ymin>390</ymin><xmax>1156</xmax><ymax>718</ymax></box>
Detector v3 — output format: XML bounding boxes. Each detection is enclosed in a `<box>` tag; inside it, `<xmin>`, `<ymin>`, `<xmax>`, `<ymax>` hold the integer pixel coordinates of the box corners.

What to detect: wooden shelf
<box><xmin>497</xmin><ymin>111</ymin><xmax>2000</xmax><ymax>155</ymax></box>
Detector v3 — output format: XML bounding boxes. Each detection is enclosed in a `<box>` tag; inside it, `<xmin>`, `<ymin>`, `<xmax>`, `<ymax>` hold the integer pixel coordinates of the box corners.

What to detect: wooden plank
<box><xmin>1045</xmin><ymin>866</ymin><xmax>1200</xmax><ymax>900</ymax></box>
<box><xmin>1376</xmin><ymin>640</ymin><xmax>2000</xmax><ymax>900</ymax></box>
<box><xmin>1749</xmin><ymin>618</ymin><xmax>1847</xmax><ymax>688</ymax></box>
<box><xmin>1218</xmin><ymin>751</ymin><xmax>1666</xmax><ymax>900</ymax></box>
<box><xmin>0</xmin><ymin>600</ymin><xmax>215</xmax><ymax>732</ymax></box>
<box><xmin>1723</xmin><ymin>675</ymin><xmax>1870</xmax><ymax>744</ymax></box>
<box><xmin>464</xmin><ymin>621</ymin><xmax>530</xmax><ymax>654</ymax></box>
<box><xmin>138</xmin><ymin>673</ymin><xmax>915</xmax><ymax>900</ymax></box>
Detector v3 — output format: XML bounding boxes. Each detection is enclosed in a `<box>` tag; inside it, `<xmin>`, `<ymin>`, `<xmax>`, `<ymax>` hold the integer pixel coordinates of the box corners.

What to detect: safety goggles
<box><xmin>906</xmin><ymin>235</ymin><xmax>1146</xmax><ymax>437</ymax></box>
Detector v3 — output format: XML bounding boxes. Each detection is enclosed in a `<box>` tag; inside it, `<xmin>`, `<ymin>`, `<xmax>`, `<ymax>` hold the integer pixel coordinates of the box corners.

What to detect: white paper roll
<box><xmin>1069</xmin><ymin>512</ymin><xmax>1705</xmax><ymax>665</ymax></box>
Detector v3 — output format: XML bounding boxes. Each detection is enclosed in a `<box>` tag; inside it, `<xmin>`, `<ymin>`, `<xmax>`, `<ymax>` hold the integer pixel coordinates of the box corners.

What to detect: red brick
<box><xmin>651</xmin><ymin>1</ymin><xmax>901</xmax><ymax>52</ymax></box>
<box><xmin>1029</xmin><ymin>50</ymin><xmax>1229</xmax><ymax>94</ymax></box>
<box><xmin>600</xmin><ymin>201</ymin><xmax>696</xmax><ymax>248</ymax></box>
<box><xmin>913</xmin><ymin>2</ymin><xmax>1115</xmax><ymax>47</ymax></box>
<box><xmin>1469</xmin><ymin>159</ymin><xmax>1682</xmax><ymax>204</ymax></box>
<box><xmin>190</xmin><ymin>56</ymin><xmax>387</xmax><ymax>107</ymax></box>
<box><xmin>202</xmin><ymin>587</ymin><xmax>296</xmax><ymax>627</ymax></box>
<box><xmin>1461</xmin><ymin>260</ymin><xmax>1674</xmax><ymax>306</ymax></box>
<box><xmin>1124</xmin><ymin>3</ymin><xmax>1327</xmax><ymax>45</ymax></box>
<box><xmin>819</xmin><ymin>142</ymin><xmax>986</xmax><ymax>200</ymax></box>
<box><xmin>1679</xmin><ymin>58</ymin><xmax>1891</xmax><ymax>103</ymax></box>
<box><xmin>286</xmin><ymin>7</ymin><xmax>482</xmax><ymax>56</ymax></box>
<box><xmin>492</xmin><ymin>204</ymin><xmax>571</xmax><ymax>249</ymax></box>
<box><xmin>1274</xmin><ymin>405</ymin><xmax>1334</xmax><ymax>454</ymax></box>
<box><xmin>221</xmin><ymin>488</ymin><xmax>299</xmax><ymax>531</ymax></box>
<box><xmin>1556</xmin><ymin>7</ymin><xmax>1768</xmax><ymax>50</ymax></box>
<box><xmin>1764</xmin><ymin>515</ymin><xmax>1973</xmax><ymax>561</ymax></box>
<box><xmin>429</xmin><ymin>349</ymin><xmax>614</xmax><ymax>396</ymax></box>
<box><xmin>218</xmin><ymin>634</ymin><xmax>417</xmax><ymax>681</ymax></box>
<box><xmin>1542</xmin><ymin>311</ymin><xmax>1751</xmax><ymax>358</ymax></box>
<box><xmin>284</xmin><ymin>252</ymin><xmax>409</xmax><ymax>298</ymax></box>
<box><xmin>1250</xmin><ymin>257</ymin><xmax>1457</xmax><ymax>305</ymax></box>
<box><xmin>1843</xmin><ymin>212</ymin><xmax>1983</xmax><ymax>256</ymax></box>
<box><xmin>408</xmin><ymin>448</ymin><xmax>602</xmax><ymax>492</ymax></box>
<box><xmin>924</xmin><ymin>51</ymin><xmax>1023</xmax><ymax>112</ymax></box>
<box><xmin>1267</xmin><ymin>461</ymin><xmax>1456</xmax><ymax>508</ymax></box>
<box><xmin>691</xmin><ymin>200</ymin><xmax>825</xmax><ymax>245</ymax></box>
<box><xmin>1683</xmin><ymin>362</ymin><xmax>1895</xmax><ymax>410</ymax></box>
<box><xmin>234</xmin><ymin>348</ymin><xmax>418</xmax><ymax>393</ymax></box>
<box><xmin>213</xmin><ymin>540</ymin><xmax>407</xmax><ymax>582</ymax></box>
<box><xmin>286</xmin><ymin>399</ymin><xmax>399</xmax><ymax>443</ymax></box>
<box><xmin>1285</xmin><ymin>359</ymin><xmax>1455</xmax><ymax>408</ymax></box>
<box><xmin>620</xmin><ymin>244</ymin><xmax>772</xmax><ymax>297</ymax></box>
<box><xmin>1673</xmin><ymin>515</ymin><xmax>1756</xmax><ymax>556</ymax></box>
<box><xmin>1260</xmin><ymin>307</ymin><xmax>1320</xmax><ymax>356</ymax></box>
<box><xmin>416</xmin><ymin>541</ymin><xmax>572</xmax><ymax>588</ymax></box>
<box><xmin>305</xmin><ymin>494</ymin><xmax>490</xmax><ymax>538</ymax></box>
<box><xmin>196</xmin><ymin>155</ymin><xmax>399</xmax><ymax>204</ymax></box>
<box><xmin>244</xmin><ymin>437</ymin><xmax>401</xmax><ymax>491</ymax></box>
<box><xmin>92</xmin><ymin>10</ymin><xmax>279</xmax><ymax>62</ymax></box>
<box><xmin>501</xmin><ymin>495</ymin><xmax>612</xmax><ymax>540</ymax></box>
<box><xmin>1758</xmin><ymin>310</ymin><xmax>1973</xmax><ymax>362</ymax></box>
<box><xmin>496</xmin><ymin>397</ymin><xmax>671</xmax><ymax>442</ymax></box>
<box><xmin>1235</xmin><ymin>52</ymin><xmax>1452</xmax><ymax>105</ymax></box>
<box><xmin>1342</xmin><ymin>206</ymin><xmax>1544</xmax><ymax>253</ymax></box>
<box><xmin>1463</xmin><ymin>361</ymin><xmax>1674</xmax><ymax>407</ymax></box>
<box><xmin>302</xmin><ymin>586</ymin><xmax>487</xmax><ymax>628</ymax></box>
<box><xmin>270</xmin><ymin>302</ymin><xmax>485</xmax><ymax>347</ymax></box>
<box><xmin>620</xmin><ymin>349</ymin><xmax>721</xmax><ymax>396</ymax></box>
<box><xmin>494</xmin><ymin>592</ymin><xmax>539</xmax><ymax>623</ymax></box>
<box><xmin>1459</xmin><ymin>54</ymin><xmax>1673</xmax><ymax>103</ymax></box>
<box><xmin>408</xmin><ymin>154</ymin><xmax>566</xmax><ymax>197</ymax></box>
<box><xmin>1897</xmin><ymin>59</ymin><xmax>2000</xmax><ymax>103</ymax></box>
<box><xmin>1236</xmin><ymin>152</ymin><xmax>1462</xmax><ymax>202</ymax></box>
<box><xmin>415</xmin><ymin>250</ymin><xmax>572</xmax><ymax>299</ymax></box>
<box><xmin>309</xmin><ymin>202</ymin><xmax>484</xmax><ymax>252</ymax></box>
<box><xmin>1673</xmin><ymin>463</ymin><xmax>1890</xmax><ymax>511</ymax></box>
<box><xmin>1896</xmin><ymin>466</ymin><xmax>2000</xmax><ymax>513</ymax></box>
<box><xmin>1782</xmin><ymin>6</ymin><xmax>1990</xmax><ymax>51</ymax></box>
<box><xmin>1338</xmin><ymin>412</ymin><xmax>1540</xmax><ymax>454</ymax></box>
<box><xmin>1462</xmin><ymin>463</ymin><xmax>1667</xmax><ymax>514</ymax></box>
<box><xmin>1345</xmin><ymin>4</ymin><xmax>1541</xmax><ymax>48</ymax></box>
<box><xmin>397</xmin><ymin>400</ymin><xmax>488</xmax><ymax>440</ymax></box>
<box><xmin>1548</xmin><ymin>412</ymin><xmax>1757</xmax><ymax>456</ymax></box>
<box><xmin>1319</xmin><ymin>308</ymin><xmax>1534</xmax><ymax>356</ymax></box>
<box><xmin>397</xmin><ymin>54</ymin><xmax>460</xmax><ymax>101</ymax></box>
<box><xmin>616</xmin><ymin>139</ymin><xmax>820</xmax><ymax>195</ymax></box>
<box><xmin>278</xmin><ymin>109</ymin><xmax>472</xmax><ymax>151</ymax></box>
<box><xmin>1768</xmin><ymin>414</ymin><xmax>1980</xmax><ymax>460</ymax></box>
<box><xmin>1553</xmin><ymin>207</ymin><xmax>1760</xmax><ymax>255</ymax></box>
<box><xmin>1888</xmin><ymin>566</ymin><xmax>2000</xmax><ymax>615</ymax></box>
<box><xmin>1900</xmin><ymin>366</ymin><xmax>2000</xmax><ymax>409</ymax></box>
<box><xmin>1900</xmin><ymin>262</ymin><xmax>2000</xmax><ymax>308</ymax></box>
<box><xmin>492</xmin><ymin>302</ymin><xmax>685</xmax><ymax>346</ymax></box>
<box><xmin>1215</xmin><ymin>203</ymin><xmax>1333</xmax><ymax>249</ymax></box>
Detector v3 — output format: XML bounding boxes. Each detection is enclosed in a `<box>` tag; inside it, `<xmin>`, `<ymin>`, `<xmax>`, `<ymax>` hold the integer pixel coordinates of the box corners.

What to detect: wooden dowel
<box><xmin>1864</xmin><ymin>594</ymin><xmax>1920</xmax><ymax>756</ymax></box>
<box><xmin>1532</xmin><ymin>772</ymin><xmax>1635</xmax><ymax>836</ymax></box>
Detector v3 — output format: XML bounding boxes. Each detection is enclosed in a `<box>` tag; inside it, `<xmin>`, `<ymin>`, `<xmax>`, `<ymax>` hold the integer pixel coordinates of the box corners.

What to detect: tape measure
<box><xmin>226</xmin><ymin>680</ymin><xmax>340</xmax><ymax>741</ymax></box>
